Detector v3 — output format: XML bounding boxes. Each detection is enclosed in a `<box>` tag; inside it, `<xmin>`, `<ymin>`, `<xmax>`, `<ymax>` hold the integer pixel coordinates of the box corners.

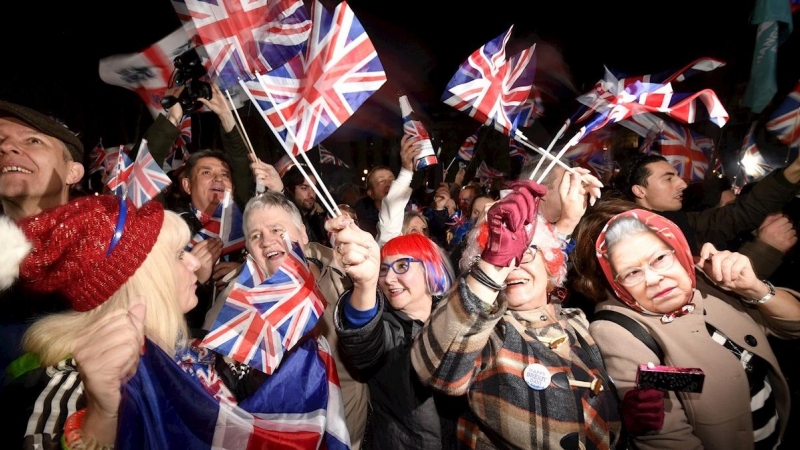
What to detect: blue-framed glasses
<box><xmin>379</xmin><ymin>257</ymin><xmax>423</xmax><ymax>277</ymax></box>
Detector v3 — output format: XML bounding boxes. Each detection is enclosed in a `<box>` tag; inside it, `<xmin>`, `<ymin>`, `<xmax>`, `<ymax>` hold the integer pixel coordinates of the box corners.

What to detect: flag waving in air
<box><xmin>457</xmin><ymin>127</ymin><xmax>480</xmax><ymax>162</ymax></box>
<box><xmin>171</xmin><ymin>0</ymin><xmax>312</xmax><ymax>91</ymax></box>
<box><xmin>243</xmin><ymin>0</ymin><xmax>387</xmax><ymax>155</ymax></box>
<box><xmin>765</xmin><ymin>79</ymin><xmax>800</xmax><ymax>149</ymax></box>
<box><xmin>128</xmin><ymin>139</ymin><xmax>173</xmax><ymax>207</ymax></box>
<box><xmin>319</xmin><ymin>144</ymin><xmax>350</xmax><ymax>168</ymax></box>
<box><xmin>186</xmin><ymin>200</ymin><xmax>246</xmax><ymax>256</ymax></box>
<box><xmin>442</xmin><ymin>25</ymin><xmax>537</xmax><ymax>137</ymax></box>
<box><xmin>202</xmin><ymin>238</ymin><xmax>326</xmax><ymax>374</ymax></box>
<box><xmin>106</xmin><ymin>147</ymin><xmax>134</xmax><ymax>197</ymax></box>
<box><xmin>655</xmin><ymin>122</ymin><xmax>711</xmax><ymax>182</ymax></box>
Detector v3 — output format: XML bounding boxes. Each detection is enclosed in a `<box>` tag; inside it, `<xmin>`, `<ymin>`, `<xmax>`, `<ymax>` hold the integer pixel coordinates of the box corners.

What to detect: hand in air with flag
<box><xmin>325</xmin><ymin>214</ymin><xmax>380</xmax><ymax>288</ymax></box>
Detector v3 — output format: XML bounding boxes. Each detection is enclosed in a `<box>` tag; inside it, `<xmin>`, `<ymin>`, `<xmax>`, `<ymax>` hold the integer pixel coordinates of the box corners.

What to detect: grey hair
<box><xmin>243</xmin><ymin>191</ymin><xmax>304</xmax><ymax>236</ymax></box>
<box><xmin>519</xmin><ymin>154</ymin><xmax>562</xmax><ymax>189</ymax></box>
<box><xmin>604</xmin><ymin>216</ymin><xmax>652</xmax><ymax>256</ymax></box>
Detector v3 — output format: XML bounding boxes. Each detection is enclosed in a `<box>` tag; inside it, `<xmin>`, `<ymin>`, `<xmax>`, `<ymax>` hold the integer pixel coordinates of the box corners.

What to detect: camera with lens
<box><xmin>161</xmin><ymin>49</ymin><xmax>212</xmax><ymax>114</ymax></box>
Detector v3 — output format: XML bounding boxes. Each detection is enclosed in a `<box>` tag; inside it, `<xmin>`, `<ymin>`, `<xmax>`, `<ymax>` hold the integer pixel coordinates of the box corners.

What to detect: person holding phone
<box><xmin>571</xmin><ymin>196</ymin><xmax>800</xmax><ymax>450</ymax></box>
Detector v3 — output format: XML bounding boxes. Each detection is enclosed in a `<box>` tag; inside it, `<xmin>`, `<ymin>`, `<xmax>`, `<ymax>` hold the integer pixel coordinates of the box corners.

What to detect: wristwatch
<box><xmin>741</xmin><ymin>280</ymin><xmax>776</xmax><ymax>305</ymax></box>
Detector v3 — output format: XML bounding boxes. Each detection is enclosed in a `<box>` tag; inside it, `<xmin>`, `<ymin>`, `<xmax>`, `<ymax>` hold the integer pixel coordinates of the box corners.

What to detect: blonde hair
<box><xmin>24</xmin><ymin>211</ymin><xmax>192</xmax><ymax>366</ymax></box>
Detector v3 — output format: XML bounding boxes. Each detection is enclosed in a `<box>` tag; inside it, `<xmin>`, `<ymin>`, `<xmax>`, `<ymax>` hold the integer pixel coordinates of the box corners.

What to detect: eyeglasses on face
<box><xmin>520</xmin><ymin>245</ymin><xmax>539</xmax><ymax>264</ymax></box>
<box><xmin>614</xmin><ymin>249</ymin><xmax>676</xmax><ymax>286</ymax></box>
<box><xmin>379</xmin><ymin>257</ymin><xmax>423</xmax><ymax>277</ymax></box>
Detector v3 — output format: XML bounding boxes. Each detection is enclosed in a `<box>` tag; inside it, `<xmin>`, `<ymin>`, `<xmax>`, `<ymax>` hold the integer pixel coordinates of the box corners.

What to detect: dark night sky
<box><xmin>1</xmin><ymin>1</ymin><xmax>798</xmax><ymax>173</ymax></box>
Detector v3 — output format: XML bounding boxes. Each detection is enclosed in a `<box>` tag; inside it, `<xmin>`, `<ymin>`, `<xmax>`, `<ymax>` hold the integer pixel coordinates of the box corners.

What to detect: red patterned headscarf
<box><xmin>595</xmin><ymin>209</ymin><xmax>696</xmax><ymax>321</ymax></box>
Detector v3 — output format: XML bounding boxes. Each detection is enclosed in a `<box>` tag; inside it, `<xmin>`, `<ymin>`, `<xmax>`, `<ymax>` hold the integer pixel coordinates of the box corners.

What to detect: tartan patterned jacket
<box><xmin>411</xmin><ymin>278</ymin><xmax>622</xmax><ymax>449</ymax></box>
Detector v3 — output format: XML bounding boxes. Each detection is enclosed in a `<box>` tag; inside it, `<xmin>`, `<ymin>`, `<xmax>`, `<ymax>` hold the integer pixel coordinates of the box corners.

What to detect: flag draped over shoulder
<box><xmin>117</xmin><ymin>337</ymin><xmax>349</xmax><ymax>450</ymax></box>
<box><xmin>243</xmin><ymin>0</ymin><xmax>387</xmax><ymax>155</ymax></box>
<box><xmin>171</xmin><ymin>0</ymin><xmax>312</xmax><ymax>91</ymax></box>
<box><xmin>128</xmin><ymin>139</ymin><xmax>173</xmax><ymax>207</ymax></box>
<box><xmin>442</xmin><ymin>25</ymin><xmax>537</xmax><ymax>137</ymax></box>
<box><xmin>202</xmin><ymin>239</ymin><xmax>325</xmax><ymax>374</ymax></box>
<box><xmin>187</xmin><ymin>200</ymin><xmax>246</xmax><ymax>256</ymax></box>
<box><xmin>766</xmin><ymin>79</ymin><xmax>800</xmax><ymax>149</ymax></box>
<box><xmin>743</xmin><ymin>0</ymin><xmax>793</xmax><ymax>113</ymax></box>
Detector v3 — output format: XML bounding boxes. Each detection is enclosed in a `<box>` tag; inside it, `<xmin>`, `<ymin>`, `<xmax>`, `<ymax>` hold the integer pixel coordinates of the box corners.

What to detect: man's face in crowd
<box><xmin>632</xmin><ymin>161</ymin><xmax>688</xmax><ymax>212</ymax></box>
<box><xmin>0</xmin><ymin>117</ymin><xmax>83</xmax><ymax>215</ymax></box>
<box><xmin>458</xmin><ymin>187</ymin><xmax>476</xmax><ymax>216</ymax></box>
<box><xmin>181</xmin><ymin>156</ymin><xmax>233</xmax><ymax>214</ymax></box>
<box><xmin>245</xmin><ymin>205</ymin><xmax>308</xmax><ymax>278</ymax></box>
<box><xmin>367</xmin><ymin>168</ymin><xmax>394</xmax><ymax>204</ymax></box>
<box><xmin>293</xmin><ymin>179</ymin><xmax>317</xmax><ymax>213</ymax></box>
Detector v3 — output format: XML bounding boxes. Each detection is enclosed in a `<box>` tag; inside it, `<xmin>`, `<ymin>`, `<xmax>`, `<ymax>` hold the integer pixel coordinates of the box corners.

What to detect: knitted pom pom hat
<box><xmin>1</xmin><ymin>195</ymin><xmax>164</xmax><ymax>311</ymax></box>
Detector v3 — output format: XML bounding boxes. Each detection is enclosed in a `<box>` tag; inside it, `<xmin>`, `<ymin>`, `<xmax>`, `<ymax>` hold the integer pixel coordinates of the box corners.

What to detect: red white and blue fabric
<box><xmin>107</xmin><ymin>147</ymin><xmax>134</xmax><ymax>197</ymax></box>
<box><xmin>740</xmin><ymin>122</ymin><xmax>773</xmax><ymax>183</ymax></box>
<box><xmin>88</xmin><ymin>140</ymin><xmax>107</xmax><ymax>176</ymax></box>
<box><xmin>568</xmin><ymin>81</ymin><xmax>728</xmax><ymax>149</ymax></box>
<box><xmin>274</xmin><ymin>153</ymin><xmax>295</xmax><ymax>177</ymax></box>
<box><xmin>187</xmin><ymin>201</ymin><xmax>246</xmax><ymax>256</ymax></box>
<box><xmin>457</xmin><ymin>127</ymin><xmax>480</xmax><ymax>161</ymax></box>
<box><xmin>442</xmin><ymin>25</ymin><xmax>537</xmax><ymax>137</ymax></box>
<box><xmin>319</xmin><ymin>144</ymin><xmax>349</xmax><ymax>168</ymax></box>
<box><xmin>509</xmin><ymin>139</ymin><xmax>531</xmax><ymax>163</ymax></box>
<box><xmin>202</xmin><ymin>240</ymin><xmax>326</xmax><ymax>374</ymax></box>
<box><xmin>164</xmin><ymin>144</ymin><xmax>191</xmax><ymax>173</ymax></box>
<box><xmin>163</xmin><ymin>116</ymin><xmax>193</xmax><ymax>172</ymax></box>
<box><xmin>575</xmin><ymin>58</ymin><xmax>725</xmax><ymax>124</ymax></box>
<box><xmin>475</xmin><ymin>161</ymin><xmax>506</xmax><ymax>185</ymax></box>
<box><xmin>117</xmin><ymin>337</ymin><xmax>350</xmax><ymax>449</ymax></box>
<box><xmin>561</xmin><ymin>128</ymin><xmax>614</xmax><ymax>180</ymax></box>
<box><xmin>127</xmin><ymin>139</ymin><xmax>173</xmax><ymax>207</ymax></box>
<box><xmin>242</xmin><ymin>0</ymin><xmax>387</xmax><ymax>155</ymax></box>
<box><xmin>765</xmin><ymin>80</ymin><xmax>800</xmax><ymax>149</ymax></box>
<box><xmin>99</xmin><ymin>28</ymin><xmax>197</xmax><ymax>119</ymax></box>
<box><xmin>655</xmin><ymin>122</ymin><xmax>710</xmax><ymax>182</ymax></box>
<box><xmin>171</xmin><ymin>0</ymin><xmax>311</xmax><ymax>91</ymax></box>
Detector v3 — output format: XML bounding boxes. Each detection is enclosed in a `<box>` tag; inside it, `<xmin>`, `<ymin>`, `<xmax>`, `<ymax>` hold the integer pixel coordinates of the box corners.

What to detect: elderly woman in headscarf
<box><xmin>409</xmin><ymin>180</ymin><xmax>623</xmax><ymax>449</ymax></box>
<box><xmin>571</xmin><ymin>196</ymin><xmax>800</xmax><ymax>450</ymax></box>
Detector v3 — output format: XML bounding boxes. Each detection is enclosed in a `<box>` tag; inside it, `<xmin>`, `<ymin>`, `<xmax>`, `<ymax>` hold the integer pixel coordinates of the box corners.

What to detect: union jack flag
<box><xmin>442</xmin><ymin>25</ymin><xmax>537</xmax><ymax>137</ymax></box>
<box><xmin>567</xmin><ymin>81</ymin><xmax>728</xmax><ymax>149</ymax></box>
<box><xmin>243</xmin><ymin>0</ymin><xmax>387</xmax><ymax>155</ymax></box>
<box><xmin>171</xmin><ymin>0</ymin><xmax>312</xmax><ymax>91</ymax></box>
<box><xmin>509</xmin><ymin>139</ymin><xmax>532</xmax><ymax>164</ymax></box>
<box><xmin>202</xmin><ymin>239</ymin><xmax>326</xmax><ymax>374</ymax></box>
<box><xmin>99</xmin><ymin>28</ymin><xmax>197</xmax><ymax>119</ymax></box>
<box><xmin>575</xmin><ymin>57</ymin><xmax>726</xmax><ymax>124</ymax></box>
<box><xmin>127</xmin><ymin>140</ymin><xmax>173</xmax><ymax>207</ymax></box>
<box><xmin>765</xmin><ymin>79</ymin><xmax>800</xmax><ymax>149</ymax></box>
<box><xmin>475</xmin><ymin>161</ymin><xmax>506</xmax><ymax>185</ymax></box>
<box><xmin>457</xmin><ymin>127</ymin><xmax>480</xmax><ymax>162</ymax></box>
<box><xmin>163</xmin><ymin>116</ymin><xmax>193</xmax><ymax>172</ymax></box>
<box><xmin>561</xmin><ymin>128</ymin><xmax>614</xmax><ymax>180</ymax></box>
<box><xmin>88</xmin><ymin>140</ymin><xmax>106</xmax><ymax>176</ymax></box>
<box><xmin>186</xmin><ymin>199</ymin><xmax>246</xmax><ymax>256</ymax></box>
<box><xmin>106</xmin><ymin>147</ymin><xmax>134</xmax><ymax>197</ymax></box>
<box><xmin>739</xmin><ymin>122</ymin><xmax>773</xmax><ymax>183</ymax></box>
<box><xmin>118</xmin><ymin>337</ymin><xmax>350</xmax><ymax>449</ymax></box>
<box><xmin>655</xmin><ymin>122</ymin><xmax>710</xmax><ymax>182</ymax></box>
<box><xmin>274</xmin><ymin>153</ymin><xmax>295</xmax><ymax>177</ymax></box>
<box><xmin>319</xmin><ymin>144</ymin><xmax>349</xmax><ymax>168</ymax></box>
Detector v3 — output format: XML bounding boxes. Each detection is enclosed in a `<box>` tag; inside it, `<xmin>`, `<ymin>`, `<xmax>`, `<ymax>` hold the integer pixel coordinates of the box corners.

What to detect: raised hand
<box><xmin>481</xmin><ymin>180</ymin><xmax>547</xmax><ymax>267</ymax></box>
<box><xmin>326</xmin><ymin>214</ymin><xmax>380</xmax><ymax>286</ymax></box>
<box><xmin>400</xmin><ymin>134</ymin><xmax>422</xmax><ymax>172</ymax></box>
<box><xmin>756</xmin><ymin>213</ymin><xmax>797</xmax><ymax>253</ymax></box>
<box><xmin>191</xmin><ymin>238</ymin><xmax>223</xmax><ymax>284</ymax></box>
<box><xmin>248</xmin><ymin>153</ymin><xmax>283</xmax><ymax>193</ymax></box>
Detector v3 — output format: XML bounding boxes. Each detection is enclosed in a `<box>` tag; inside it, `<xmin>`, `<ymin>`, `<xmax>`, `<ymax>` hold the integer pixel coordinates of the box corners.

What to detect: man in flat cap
<box><xmin>0</xmin><ymin>100</ymin><xmax>85</xmax><ymax>378</ymax></box>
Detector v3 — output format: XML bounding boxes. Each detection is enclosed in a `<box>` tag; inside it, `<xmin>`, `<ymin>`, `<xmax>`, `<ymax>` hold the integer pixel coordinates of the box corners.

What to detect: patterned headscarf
<box><xmin>595</xmin><ymin>209</ymin><xmax>696</xmax><ymax>323</ymax></box>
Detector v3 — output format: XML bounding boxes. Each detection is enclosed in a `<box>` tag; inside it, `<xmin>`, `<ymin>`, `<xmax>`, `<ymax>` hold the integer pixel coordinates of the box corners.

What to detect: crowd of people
<box><xmin>1</xmin><ymin>83</ymin><xmax>800</xmax><ymax>450</ymax></box>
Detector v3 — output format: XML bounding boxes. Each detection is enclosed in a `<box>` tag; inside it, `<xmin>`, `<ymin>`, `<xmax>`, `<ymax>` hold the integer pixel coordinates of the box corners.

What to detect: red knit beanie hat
<box><xmin>13</xmin><ymin>195</ymin><xmax>164</xmax><ymax>311</ymax></box>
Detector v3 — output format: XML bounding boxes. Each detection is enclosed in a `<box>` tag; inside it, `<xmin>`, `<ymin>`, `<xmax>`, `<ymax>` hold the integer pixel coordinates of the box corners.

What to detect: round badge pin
<box><xmin>523</xmin><ymin>363</ymin><xmax>552</xmax><ymax>390</ymax></box>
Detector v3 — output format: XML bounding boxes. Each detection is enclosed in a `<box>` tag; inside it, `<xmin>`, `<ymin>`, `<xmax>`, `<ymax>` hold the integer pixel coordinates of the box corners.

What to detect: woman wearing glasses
<box><xmin>571</xmin><ymin>196</ymin><xmax>800</xmax><ymax>450</ymax></box>
<box><xmin>410</xmin><ymin>181</ymin><xmax>623</xmax><ymax>449</ymax></box>
<box><xmin>327</xmin><ymin>223</ymin><xmax>461</xmax><ymax>449</ymax></box>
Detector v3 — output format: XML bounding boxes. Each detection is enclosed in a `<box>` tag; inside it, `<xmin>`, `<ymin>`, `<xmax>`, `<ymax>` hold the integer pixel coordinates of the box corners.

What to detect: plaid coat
<box><xmin>411</xmin><ymin>278</ymin><xmax>622</xmax><ymax>449</ymax></box>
